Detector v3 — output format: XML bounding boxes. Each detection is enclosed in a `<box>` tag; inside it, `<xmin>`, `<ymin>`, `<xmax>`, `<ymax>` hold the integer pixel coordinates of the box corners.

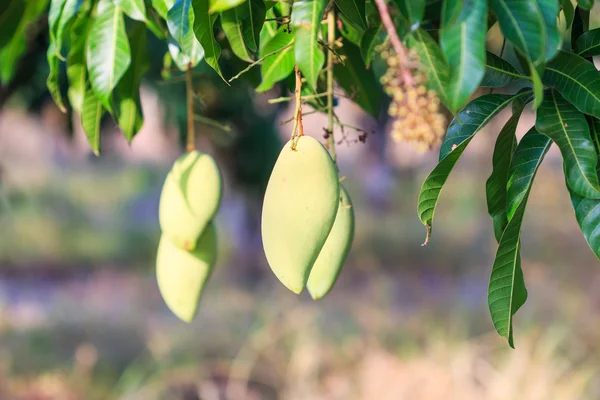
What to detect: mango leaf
<box><xmin>590</xmin><ymin>115</ymin><xmax>600</xmax><ymax>156</ymax></box>
<box><xmin>338</xmin><ymin>13</ymin><xmax>365</xmax><ymax>45</ymax></box>
<box><xmin>168</xmin><ymin>36</ymin><xmax>205</xmax><ymax>70</ymax></box>
<box><xmin>260</xmin><ymin>8</ymin><xmax>278</xmax><ymax>47</ymax></box>
<box><xmin>221</xmin><ymin>0</ymin><xmax>265</xmax><ymax>61</ymax></box>
<box><xmin>394</xmin><ymin>0</ymin><xmax>425</xmax><ymax>31</ymax></box>
<box><xmin>490</xmin><ymin>0</ymin><xmax>546</xmax><ymax>65</ymax></box>
<box><xmin>152</xmin><ymin>0</ymin><xmax>176</xmax><ymax>19</ymax></box>
<box><xmin>417</xmin><ymin>93</ymin><xmax>526</xmax><ymax>242</ymax></box>
<box><xmin>167</xmin><ymin>0</ymin><xmax>204</xmax><ymax>69</ymax></box>
<box><xmin>67</xmin><ymin>17</ymin><xmax>88</xmax><ymax>114</ymax></box>
<box><xmin>537</xmin><ymin>0</ymin><xmax>560</xmax><ymax>62</ymax></box>
<box><xmin>571</xmin><ymin>6</ymin><xmax>589</xmax><ymax>45</ymax></box>
<box><xmin>575</xmin><ymin>28</ymin><xmax>600</xmax><ymax>56</ymax></box>
<box><xmin>536</xmin><ymin>91</ymin><xmax>600</xmax><ymax>198</ymax></box>
<box><xmin>209</xmin><ymin>0</ymin><xmax>246</xmax><ymax>14</ymax></box>
<box><xmin>0</xmin><ymin>2</ymin><xmax>26</xmax><ymax>49</ymax></box>
<box><xmin>407</xmin><ymin>28</ymin><xmax>448</xmax><ymax>105</ymax></box>
<box><xmin>53</xmin><ymin>0</ymin><xmax>82</xmax><ymax>54</ymax></box>
<box><xmin>114</xmin><ymin>21</ymin><xmax>148</xmax><ymax>142</ymax></box>
<box><xmin>242</xmin><ymin>0</ymin><xmax>265</xmax><ymax>52</ymax></box>
<box><xmin>529</xmin><ymin>61</ymin><xmax>544</xmax><ymax>109</ymax></box>
<box><xmin>486</xmin><ymin>96</ymin><xmax>531</xmax><ymax>241</ymax></box>
<box><xmin>480</xmin><ymin>51</ymin><xmax>526</xmax><ymax>88</ymax></box>
<box><xmin>543</xmin><ymin>50</ymin><xmax>600</xmax><ymax>119</ymax></box>
<box><xmin>292</xmin><ymin>0</ymin><xmax>325</xmax><ymax>90</ymax></box>
<box><xmin>577</xmin><ymin>0</ymin><xmax>594</xmax><ymax>10</ymax></box>
<box><xmin>256</xmin><ymin>31</ymin><xmax>295</xmax><ymax>92</ymax></box>
<box><xmin>86</xmin><ymin>0</ymin><xmax>131</xmax><ymax>112</ymax></box>
<box><xmin>81</xmin><ymin>87</ymin><xmax>104</xmax><ymax>155</ymax></box>
<box><xmin>360</xmin><ymin>24</ymin><xmax>384</xmax><ymax>68</ymax></box>
<box><xmin>488</xmin><ymin>127</ymin><xmax>551</xmax><ymax>348</ymax></box>
<box><xmin>114</xmin><ymin>0</ymin><xmax>146</xmax><ymax>21</ymax></box>
<box><xmin>439</xmin><ymin>0</ymin><xmax>487</xmax><ymax>112</ymax></box>
<box><xmin>334</xmin><ymin>0</ymin><xmax>367</xmax><ymax>30</ymax></box>
<box><xmin>47</xmin><ymin>43</ymin><xmax>66</xmax><ymax>112</ymax></box>
<box><xmin>221</xmin><ymin>10</ymin><xmax>253</xmax><ymax>61</ymax></box>
<box><xmin>561</xmin><ymin>0</ymin><xmax>574</xmax><ymax>30</ymax></box>
<box><xmin>334</xmin><ymin>40</ymin><xmax>382</xmax><ymax>118</ymax></box>
<box><xmin>192</xmin><ymin>0</ymin><xmax>226</xmax><ymax>80</ymax></box>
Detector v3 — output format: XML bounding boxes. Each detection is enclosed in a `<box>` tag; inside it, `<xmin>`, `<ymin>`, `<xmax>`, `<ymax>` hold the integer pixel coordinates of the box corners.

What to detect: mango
<box><xmin>261</xmin><ymin>135</ymin><xmax>340</xmax><ymax>293</ymax></box>
<box><xmin>156</xmin><ymin>223</ymin><xmax>217</xmax><ymax>322</ymax></box>
<box><xmin>307</xmin><ymin>186</ymin><xmax>355</xmax><ymax>299</ymax></box>
<box><xmin>159</xmin><ymin>151</ymin><xmax>222</xmax><ymax>250</ymax></box>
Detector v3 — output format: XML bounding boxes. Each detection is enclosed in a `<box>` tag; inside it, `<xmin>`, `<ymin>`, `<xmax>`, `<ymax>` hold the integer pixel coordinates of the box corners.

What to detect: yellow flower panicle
<box><xmin>378</xmin><ymin>44</ymin><xmax>447</xmax><ymax>152</ymax></box>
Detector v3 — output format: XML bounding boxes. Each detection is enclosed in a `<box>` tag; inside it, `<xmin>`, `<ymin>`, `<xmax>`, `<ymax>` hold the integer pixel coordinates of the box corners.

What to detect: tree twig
<box><xmin>186</xmin><ymin>64</ymin><xmax>195</xmax><ymax>152</ymax></box>
<box><xmin>194</xmin><ymin>115</ymin><xmax>232</xmax><ymax>132</ymax></box>
<box><xmin>290</xmin><ymin>66</ymin><xmax>304</xmax><ymax>148</ymax></box>
<box><xmin>326</xmin><ymin>9</ymin><xmax>337</xmax><ymax>163</ymax></box>
<box><xmin>268</xmin><ymin>92</ymin><xmax>328</xmax><ymax>104</ymax></box>
<box><xmin>229</xmin><ymin>42</ymin><xmax>294</xmax><ymax>83</ymax></box>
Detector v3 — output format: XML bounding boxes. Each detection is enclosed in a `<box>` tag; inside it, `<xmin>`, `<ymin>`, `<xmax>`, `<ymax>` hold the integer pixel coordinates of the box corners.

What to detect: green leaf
<box><xmin>575</xmin><ymin>28</ymin><xmax>600</xmax><ymax>56</ymax></box>
<box><xmin>242</xmin><ymin>0</ymin><xmax>265</xmax><ymax>52</ymax></box>
<box><xmin>47</xmin><ymin>43</ymin><xmax>66</xmax><ymax>113</ymax></box>
<box><xmin>334</xmin><ymin>39</ymin><xmax>382</xmax><ymax>118</ymax></box>
<box><xmin>561</xmin><ymin>0</ymin><xmax>574</xmax><ymax>30</ymax></box>
<box><xmin>571</xmin><ymin>6</ymin><xmax>590</xmax><ymax>45</ymax></box>
<box><xmin>529</xmin><ymin>60</ymin><xmax>544</xmax><ymax>109</ymax></box>
<box><xmin>486</xmin><ymin>97</ymin><xmax>531</xmax><ymax>241</ymax></box>
<box><xmin>81</xmin><ymin>86</ymin><xmax>104</xmax><ymax>155</ymax></box>
<box><xmin>394</xmin><ymin>0</ymin><xmax>425</xmax><ymax>31</ymax></box>
<box><xmin>0</xmin><ymin>2</ymin><xmax>26</xmax><ymax>49</ymax></box>
<box><xmin>407</xmin><ymin>28</ymin><xmax>448</xmax><ymax>104</ymax></box>
<box><xmin>490</xmin><ymin>0</ymin><xmax>547</xmax><ymax>65</ymax></box>
<box><xmin>576</xmin><ymin>0</ymin><xmax>594</xmax><ymax>10</ymax></box>
<box><xmin>260</xmin><ymin>8</ymin><xmax>278</xmax><ymax>47</ymax></box>
<box><xmin>536</xmin><ymin>90</ymin><xmax>600</xmax><ymax>198</ymax></box>
<box><xmin>338</xmin><ymin>13</ymin><xmax>365</xmax><ymax>46</ymax></box>
<box><xmin>86</xmin><ymin>0</ymin><xmax>131</xmax><ymax>112</ymax></box>
<box><xmin>167</xmin><ymin>0</ymin><xmax>192</xmax><ymax>51</ymax></box>
<box><xmin>488</xmin><ymin>127</ymin><xmax>551</xmax><ymax>348</ymax></box>
<box><xmin>209</xmin><ymin>0</ymin><xmax>246</xmax><ymax>14</ymax></box>
<box><xmin>360</xmin><ymin>23</ymin><xmax>384</xmax><ymax>68</ymax></box>
<box><xmin>222</xmin><ymin>9</ymin><xmax>253</xmax><ymax>61</ymax></box>
<box><xmin>417</xmin><ymin>93</ymin><xmax>524</xmax><ymax>242</ymax></box>
<box><xmin>543</xmin><ymin>50</ymin><xmax>600</xmax><ymax>119</ymax></box>
<box><xmin>67</xmin><ymin>16</ymin><xmax>88</xmax><ymax>114</ymax></box>
<box><xmin>114</xmin><ymin>21</ymin><xmax>149</xmax><ymax>142</ymax></box>
<box><xmin>168</xmin><ymin>35</ymin><xmax>205</xmax><ymax>70</ymax></box>
<box><xmin>256</xmin><ymin>31</ymin><xmax>295</xmax><ymax>92</ymax></box>
<box><xmin>537</xmin><ymin>0</ymin><xmax>561</xmax><ymax>62</ymax></box>
<box><xmin>292</xmin><ymin>0</ymin><xmax>326</xmax><ymax>90</ymax></box>
<box><xmin>114</xmin><ymin>0</ymin><xmax>146</xmax><ymax>21</ymax></box>
<box><xmin>440</xmin><ymin>0</ymin><xmax>487</xmax><ymax>112</ymax></box>
<box><xmin>152</xmin><ymin>0</ymin><xmax>176</xmax><ymax>19</ymax></box>
<box><xmin>334</xmin><ymin>0</ymin><xmax>367</xmax><ymax>30</ymax></box>
<box><xmin>480</xmin><ymin>51</ymin><xmax>526</xmax><ymax>88</ymax></box>
<box><xmin>192</xmin><ymin>0</ymin><xmax>226</xmax><ymax>80</ymax></box>
<box><xmin>221</xmin><ymin>0</ymin><xmax>265</xmax><ymax>61</ymax></box>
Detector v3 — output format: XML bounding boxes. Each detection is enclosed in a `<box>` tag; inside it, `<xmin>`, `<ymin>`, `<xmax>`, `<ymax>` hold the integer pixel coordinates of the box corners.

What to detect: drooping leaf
<box><xmin>360</xmin><ymin>23</ymin><xmax>384</xmax><ymax>68</ymax></box>
<box><xmin>334</xmin><ymin>40</ymin><xmax>382</xmax><ymax>118</ymax></box>
<box><xmin>81</xmin><ymin>87</ymin><xmax>104</xmax><ymax>155</ymax></box>
<box><xmin>571</xmin><ymin>6</ymin><xmax>589</xmax><ymax>45</ymax></box>
<box><xmin>338</xmin><ymin>13</ymin><xmax>365</xmax><ymax>45</ymax></box>
<box><xmin>440</xmin><ymin>0</ymin><xmax>487</xmax><ymax>112</ymax></box>
<box><xmin>53</xmin><ymin>0</ymin><xmax>82</xmax><ymax>55</ymax></box>
<box><xmin>407</xmin><ymin>28</ymin><xmax>448</xmax><ymax>104</ymax></box>
<box><xmin>192</xmin><ymin>0</ymin><xmax>226</xmax><ymax>79</ymax></box>
<box><xmin>561</xmin><ymin>0</ymin><xmax>574</xmax><ymax>30</ymax></box>
<box><xmin>168</xmin><ymin>35</ymin><xmax>205</xmax><ymax>70</ymax></box>
<box><xmin>256</xmin><ymin>30</ymin><xmax>295</xmax><ymax>92</ymax></box>
<box><xmin>114</xmin><ymin>0</ymin><xmax>146</xmax><ymax>21</ymax></box>
<box><xmin>488</xmin><ymin>127</ymin><xmax>551</xmax><ymax>348</ymax></box>
<box><xmin>537</xmin><ymin>0</ymin><xmax>561</xmax><ymax>62</ymax></box>
<box><xmin>86</xmin><ymin>0</ymin><xmax>131</xmax><ymax>112</ymax></box>
<box><xmin>167</xmin><ymin>0</ymin><xmax>193</xmax><ymax>51</ymax></box>
<box><xmin>221</xmin><ymin>0</ymin><xmax>265</xmax><ymax>61</ymax></box>
<box><xmin>543</xmin><ymin>50</ymin><xmax>600</xmax><ymax>119</ymax></box>
<box><xmin>47</xmin><ymin>43</ymin><xmax>66</xmax><ymax>112</ymax></box>
<box><xmin>259</xmin><ymin>8</ymin><xmax>278</xmax><ymax>47</ymax></box>
<box><xmin>480</xmin><ymin>51</ymin><xmax>526</xmax><ymax>88</ymax></box>
<box><xmin>394</xmin><ymin>0</ymin><xmax>425</xmax><ymax>31</ymax></box>
<box><xmin>529</xmin><ymin>61</ymin><xmax>544</xmax><ymax>109</ymax></box>
<box><xmin>152</xmin><ymin>0</ymin><xmax>176</xmax><ymax>19</ymax></box>
<box><xmin>576</xmin><ymin>0</ymin><xmax>594</xmax><ymax>10</ymax></box>
<box><xmin>209</xmin><ymin>0</ymin><xmax>246</xmax><ymax>14</ymax></box>
<box><xmin>0</xmin><ymin>2</ymin><xmax>26</xmax><ymax>49</ymax></box>
<box><xmin>486</xmin><ymin>96</ymin><xmax>531</xmax><ymax>241</ymax></box>
<box><xmin>114</xmin><ymin>21</ymin><xmax>149</xmax><ymax>142</ymax></box>
<box><xmin>334</xmin><ymin>0</ymin><xmax>367</xmax><ymax>30</ymax></box>
<box><xmin>418</xmin><ymin>93</ymin><xmax>527</xmax><ymax>242</ymax></box>
<box><xmin>67</xmin><ymin>16</ymin><xmax>88</xmax><ymax>114</ymax></box>
<box><xmin>221</xmin><ymin>9</ymin><xmax>254</xmax><ymax>61</ymax></box>
<box><xmin>292</xmin><ymin>0</ymin><xmax>326</xmax><ymax>90</ymax></box>
<box><xmin>490</xmin><ymin>0</ymin><xmax>547</xmax><ymax>65</ymax></box>
<box><xmin>575</xmin><ymin>28</ymin><xmax>600</xmax><ymax>56</ymax></box>
<box><xmin>242</xmin><ymin>0</ymin><xmax>265</xmax><ymax>52</ymax></box>
<box><xmin>536</xmin><ymin>90</ymin><xmax>600</xmax><ymax>198</ymax></box>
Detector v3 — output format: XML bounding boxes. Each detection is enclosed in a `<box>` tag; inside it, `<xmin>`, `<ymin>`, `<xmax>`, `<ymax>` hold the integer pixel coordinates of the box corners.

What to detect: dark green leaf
<box><xmin>480</xmin><ymin>51</ymin><xmax>526</xmax><ymax>88</ymax></box>
<box><xmin>47</xmin><ymin>43</ymin><xmax>66</xmax><ymax>113</ymax></box>
<box><xmin>221</xmin><ymin>9</ymin><xmax>254</xmax><ymax>61</ymax></box>
<box><xmin>86</xmin><ymin>0</ymin><xmax>131</xmax><ymax>112</ymax></box>
<box><xmin>543</xmin><ymin>50</ymin><xmax>600</xmax><ymax>119</ymax></box>
<box><xmin>152</xmin><ymin>0</ymin><xmax>175</xmax><ymax>19</ymax></box>
<box><xmin>489</xmin><ymin>127</ymin><xmax>551</xmax><ymax>348</ymax></box>
<box><xmin>394</xmin><ymin>0</ymin><xmax>425</xmax><ymax>31</ymax></box>
<box><xmin>334</xmin><ymin>0</ymin><xmax>367</xmax><ymax>30</ymax></box>
<box><xmin>81</xmin><ymin>87</ymin><xmax>104</xmax><ymax>155</ymax></box>
<box><xmin>536</xmin><ymin>90</ymin><xmax>600</xmax><ymax>198</ymax></box>
<box><xmin>115</xmin><ymin>21</ymin><xmax>149</xmax><ymax>142</ymax></box>
<box><xmin>167</xmin><ymin>0</ymin><xmax>193</xmax><ymax>50</ymax></box>
<box><xmin>530</xmin><ymin>61</ymin><xmax>544</xmax><ymax>109</ymax></box>
<box><xmin>537</xmin><ymin>0</ymin><xmax>561</xmax><ymax>62</ymax></box>
<box><xmin>571</xmin><ymin>6</ymin><xmax>590</xmax><ymax>45</ymax></box>
<box><xmin>221</xmin><ymin>0</ymin><xmax>265</xmax><ymax>61</ymax></box>
<box><xmin>256</xmin><ymin>31</ymin><xmax>295</xmax><ymax>92</ymax></box>
<box><xmin>575</xmin><ymin>28</ymin><xmax>600</xmax><ymax>56</ymax></box>
<box><xmin>407</xmin><ymin>28</ymin><xmax>448</xmax><ymax>104</ymax></box>
<box><xmin>334</xmin><ymin>40</ymin><xmax>382</xmax><ymax>117</ymax></box>
<box><xmin>338</xmin><ymin>13</ymin><xmax>365</xmax><ymax>45</ymax></box>
<box><xmin>577</xmin><ymin>0</ymin><xmax>594</xmax><ymax>10</ymax></box>
<box><xmin>360</xmin><ymin>23</ymin><xmax>384</xmax><ymax>68</ymax></box>
<box><xmin>0</xmin><ymin>2</ymin><xmax>26</xmax><ymax>49</ymax></box>
<box><xmin>561</xmin><ymin>0</ymin><xmax>574</xmax><ymax>30</ymax></box>
<box><xmin>418</xmin><ymin>93</ymin><xmax>526</xmax><ymax>242</ymax></box>
<box><xmin>209</xmin><ymin>0</ymin><xmax>246</xmax><ymax>13</ymax></box>
<box><xmin>192</xmin><ymin>0</ymin><xmax>226</xmax><ymax>80</ymax></box>
<box><xmin>440</xmin><ymin>0</ymin><xmax>487</xmax><ymax>112</ymax></box>
<box><xmin>292</xmin><ymin>0</ymin><xmax>325</xmax><ymax>90</ymax></box>
<box><xmin>67</xmin><ymin>16</ymin><xmax>88</xmax><ymax>114</ymax></box>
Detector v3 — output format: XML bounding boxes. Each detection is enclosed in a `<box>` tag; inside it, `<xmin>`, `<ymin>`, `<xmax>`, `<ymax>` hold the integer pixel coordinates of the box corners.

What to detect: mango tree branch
<box><xmin>290</xmin><ymin>66</ymin><xmax>304</xmax><ymax>148</ymax></box>
<box><xmin>229</xmin><ymin>42</ymin><xmax>294</xmax><ymax>83</ymax></box>
<box><xmin>186</xmin><ymin>63</ymin><xmax>195</xmax><ymax>152</ymax></box>
<box><xmin>326</xmin><ymin>9</ymin><xmax>337</xmax><ymax>163</ymax></box>
<box><xmin>372</xmin><ymin>0</ymin><xmax>414</xmax><ymax>86</ymax></box>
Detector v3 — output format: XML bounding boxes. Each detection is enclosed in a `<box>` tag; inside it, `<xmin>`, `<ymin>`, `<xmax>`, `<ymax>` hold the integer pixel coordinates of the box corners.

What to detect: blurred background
<box><xmin>2</xmin><ymin>16</ymin><xmax>600</xmax><ymax>400</ymax></box>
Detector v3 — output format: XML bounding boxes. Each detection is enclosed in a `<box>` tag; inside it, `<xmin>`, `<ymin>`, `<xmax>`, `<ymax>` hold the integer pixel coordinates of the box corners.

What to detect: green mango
<box><xmin>156</xmin><ymin>223</ymin><xmax>217</xmax><ymax>322</ymax></box>
<box><xmin>307</xmin><ymin>186</ymin><xmax>355</xmax><ymax>299</ymax></box>
<box><xmin>261</xmin><ymin>136</ymin><xmax>340</xmax><ymax>293</ymax></box>
<box><xmin>159</xmin><ymin>151</ymin><xmax>222</xmax><ymax>250</ymax></box>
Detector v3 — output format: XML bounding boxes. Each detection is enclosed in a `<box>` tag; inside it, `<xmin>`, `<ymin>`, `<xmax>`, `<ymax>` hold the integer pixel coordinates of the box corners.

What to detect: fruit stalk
<box><xmin>186</xmin><ymin>63</ymin><xmax>196</xmax><ymax>152</ymax></box>
<box><xmin>290</xmin><ymin>65</ymin><xmax>304</xmax><ymax>148</ymax></box>
<box><xmin>326</xmin><ymin>10</ymin><xmax>336</xmax><ymax>163</ymax></box>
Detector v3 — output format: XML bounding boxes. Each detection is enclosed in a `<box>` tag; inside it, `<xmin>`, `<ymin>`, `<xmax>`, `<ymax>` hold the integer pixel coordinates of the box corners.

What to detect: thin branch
<box><xmin>281</xmin><ymin>110</ymin><xmax>317</xmax><ymax>125</ymax></box>
<box><xmin>290</xmin><ymin>66</ymin><xmax>304</xmax><ymax>147</ymax></box>
<box><xmin>194</xmin><ymin>115</ymin><xmax>232</xmax><ymax>132</ymax></box>
<box><xmin>268</xmin><ymin>92</ymin><xmax>328</xmax><ymax>104</ymax></box>
<box><xmin>372</xmin><ymin>0</ymin><xmax>414</xmax><ymax>86</ymax></box>
<box><xmin>326</xmin><ymin>9</ymin><xmax>337</xmax><ymax>163</ymax></box>
<box><xmin>228</xmin><ymin>42</ymin><xmax>294</xmax><ymax>83</ymax></box>
<box><xmin>186</xmin><ymin>64</ymin><xmax>195</xmax><ymax>152</ymax></box>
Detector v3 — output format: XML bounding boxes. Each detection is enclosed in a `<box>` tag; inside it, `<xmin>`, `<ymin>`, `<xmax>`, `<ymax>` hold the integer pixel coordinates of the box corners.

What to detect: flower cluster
<box><xmin>379</xmin><ymin>44</ymin><xmax>447</xmax><ymax>152</ymax></box>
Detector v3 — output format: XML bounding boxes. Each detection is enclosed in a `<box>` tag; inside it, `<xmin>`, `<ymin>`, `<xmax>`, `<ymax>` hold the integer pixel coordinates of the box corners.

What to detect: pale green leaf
<box><xmin>192</xmin><ymin>0</ymin><xmax>226</xmax><ymax>79</ymax></box>
<box><xmin>81</xmin><ymin>87</ymin><xmax>104</xmax><ymax>155</ymax></box>
<box><xmin>292</xmin><ymin>0</ymin><xmax>326</xmax><ymax>90</ymax></box>
<box><xmin>256</xmin><ymin>30</ymin><xmax>294</xmax><ymax>92</ymax></box>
